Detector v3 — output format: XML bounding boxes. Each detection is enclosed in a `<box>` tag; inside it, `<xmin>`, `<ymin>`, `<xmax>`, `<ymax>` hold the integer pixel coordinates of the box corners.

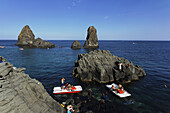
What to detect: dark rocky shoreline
<box><xmin>0</xmin><ymin>56</ymin><xmax>64</xmax><ymax>113</ymax></box>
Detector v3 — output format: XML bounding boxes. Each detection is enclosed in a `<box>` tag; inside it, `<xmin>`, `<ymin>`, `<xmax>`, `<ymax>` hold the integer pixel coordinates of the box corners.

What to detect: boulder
<box><xmin>72</xmin><ymin>50</ymin><xmax>146</xmax><ymax>83</ymax></box>
<box><xmin>71</xmin><ymin>40</ymin><xmax>81</xmax><ymax>49</ymax></box>
<box><xmin>0</xmin><ymin>56</ymin><xmax>64</xmax><ymax>113</ymax></box>
<box><xmin>16</xmin><ymin>25</ymin><xmax>55</xmax><ymax>48</ymax></box>
<box><xmin>33</xmin><ymin>38</ymin><xmax>55</xmax><ymax>48</ymax></box>
<box><xmin>83</xmin><ymin>26</ymin><xmax>99</xmax><ymax>48</ymax></box>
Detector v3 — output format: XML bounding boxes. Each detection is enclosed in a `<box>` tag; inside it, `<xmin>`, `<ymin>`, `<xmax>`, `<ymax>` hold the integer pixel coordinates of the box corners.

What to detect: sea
<box><xmin>0</xmin><ymin>40</ymin><xmax>170</xmax><ymax>113</ymax></box>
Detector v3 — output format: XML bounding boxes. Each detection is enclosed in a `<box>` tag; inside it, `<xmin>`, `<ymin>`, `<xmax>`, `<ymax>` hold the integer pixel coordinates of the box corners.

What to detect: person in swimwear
<box><xmin>61</xmin><ymin>78</ymin><xmax>65</xmax><ymax>90</ymax></box>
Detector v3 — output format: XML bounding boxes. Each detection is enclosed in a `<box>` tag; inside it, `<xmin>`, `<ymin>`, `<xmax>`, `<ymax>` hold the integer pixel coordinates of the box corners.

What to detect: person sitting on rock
<box><xmin>118</xmin><ymin>63</ymin><xmax>123</xmax><ymax>71</ymax></box>
<box><xmin>126</xmin><ymin>64</ymin><xmax>130</xmax><ymax>68</ymax></box>
<box><xmin>61</xmin><ymin>78</ymin><xmax>65</xmax><ymax>90</ymax></box>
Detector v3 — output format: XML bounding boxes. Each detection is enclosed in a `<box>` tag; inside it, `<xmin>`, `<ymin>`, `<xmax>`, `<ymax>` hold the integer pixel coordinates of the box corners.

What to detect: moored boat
<box><xmin>106</xmin><ymin>83</ymin><xmax>131</xmax><ymax>98</ymax></box>
<box><xmin>53</xmin><ymin>85</ymin><xmax>82</xmax><ymax>94</ymax></box>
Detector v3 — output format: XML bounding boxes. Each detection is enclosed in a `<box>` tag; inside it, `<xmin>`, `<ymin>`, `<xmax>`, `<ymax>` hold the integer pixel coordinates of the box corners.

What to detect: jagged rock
<box><xmin>16</xmin><ymin>25</ymin><xmax>55</xmax><ymax>48</ymax></box>
<box><xmin>16</xmin><ymin>25</ymin><xmax>35</xmax><ymax>46</ymax></box>
<box><xmin>71</xmin><ymin>40</ymin><xmax>81</xmax><ymax>49</ymax></box>
<box><xmin>0</xmin><ymin>56</ymin><xmax>64</xmax><ymax>113</ymax></box>
<box><xmin>72</xmin><ymin>50</ymin><xmax>146</xmax><ymax>83</ymax></box>
<box><xmin>83</xmin><ymin>26</ymin><xmax>99</xmax><ymax>48</ymax></box>
<box><xmin>33</xmin><ymin>38</ymin><xmax>55</xmax><ymax>48</ymax></box>
<box><xmin>0</xmin><ymin>56</ymin><xmax>7</xmax><ymax>62</ymax></box>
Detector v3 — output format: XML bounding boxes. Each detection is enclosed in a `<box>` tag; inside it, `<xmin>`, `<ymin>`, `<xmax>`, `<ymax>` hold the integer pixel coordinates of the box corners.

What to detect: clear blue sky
<box><xmin>0</xmin><ymin>0</ymin><xmax>170</xmax><ymax>40</ymax></box>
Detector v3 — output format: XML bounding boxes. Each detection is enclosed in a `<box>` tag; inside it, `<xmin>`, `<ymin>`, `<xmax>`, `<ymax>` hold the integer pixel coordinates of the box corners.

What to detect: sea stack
<box><xmin>71</xmin><ymin>40</ymin><xmax>81</xmax><ymax>49</ymax></box>
<box><xmin>0</xmin><ymin>56</ymin><xmax>64</xmax><ymax>113</ymax></box>
<box><xmin>16</xmin><ymin>25</ymin><xmax>55</xmax><ymax>48</ymax></box>
<box><xmin>16</xmin><ymin>25</ymin><xmax>35</xmax><ymax>45</ymax></box>
<box><xmin>83</xmin><ymin>26</ymin><xmax>99</xmax><ymax>48</ymax></box>
<box><xmin>72</xmin><ymin>50</ymin><xmax>146</xmax><ymax>83</ymax></box>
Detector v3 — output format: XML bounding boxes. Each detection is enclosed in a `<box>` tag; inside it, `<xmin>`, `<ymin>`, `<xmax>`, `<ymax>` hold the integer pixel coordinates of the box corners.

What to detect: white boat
<box><xmin>53</xmin><ymin>85</ymin><xmax>82</xmax><ymax>94</ymax></box>
<box><xmin>106</xmin><ymin>83</ymin><xmax>131</xmax><ymax>98</ymax></box>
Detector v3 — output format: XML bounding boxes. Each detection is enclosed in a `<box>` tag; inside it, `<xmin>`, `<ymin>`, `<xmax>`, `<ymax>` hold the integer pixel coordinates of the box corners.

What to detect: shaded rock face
<box><xmin>71</xmin><ymin>40</ymin><xmax>81</xmax><ymax>49</ymax></box>
<box><xmin>72</xmin><ymin>50</ymin><xmax>146</xmax><ymax>83</ymax></box>
<box><xmin>16</xmin><ymin>25</ymin><xmax>55</xmax><ymax>48</ymax></box>
<box><xmin>0</xmin><ymin>56</ymin><xmax>64</xmax><ymax>113</ymax></box>
<box><xmin>83</xmin><ymin>26</ymin><xmax>99</xmax><ymax>49</ymax></box>
<box><xmin>33</xmin><ymin>38</ymin><xmax>55</xmax><ymax>48</ymax></box>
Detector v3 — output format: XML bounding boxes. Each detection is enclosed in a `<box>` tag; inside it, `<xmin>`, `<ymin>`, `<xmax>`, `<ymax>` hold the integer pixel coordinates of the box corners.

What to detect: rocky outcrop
<box><xmin>16</xmin><ymin>25</ymin><xmax>55</xmax><ymax>48</ymax></box>
<box><xmin>83</xmin><ymin>26</ymin><xmax>99</xmax><ymax>49</ymax></box>
<box><xmin>71</xmin><ymin>41</ymin><xmax>81</xmax><ymax>49</ymax></box>
<box><xmin>0</xmin><ymin>56</ymin><xmax>6</xmax><ymax>62</ymax></box>
<box><xmin>72</xmin><ymin>50</ymin><xmax>146</xmax><ymax>83</ymax></box>
<box><xmin>32</xmin><ymin>38</ymin><xmax>55</xmax><ymax>48</ymax></box>
<box><xmin>0</xmin><ymin>56</ymin><xmax>64</xmax><ymax>113</ymax></box>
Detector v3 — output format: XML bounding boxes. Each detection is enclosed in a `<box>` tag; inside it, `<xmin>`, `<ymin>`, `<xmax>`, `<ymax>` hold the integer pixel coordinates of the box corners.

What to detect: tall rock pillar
<box><xmin>83</xmin><ymin>26</ymin><xmax>99</xmax><ymax>48</ymax></box>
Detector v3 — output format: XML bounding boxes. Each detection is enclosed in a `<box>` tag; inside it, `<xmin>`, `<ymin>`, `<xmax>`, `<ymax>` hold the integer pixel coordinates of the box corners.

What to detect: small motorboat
<box><xmin>106</xmin><ymin>83</ymin><xmax>131</xmax><ymax>98</ymax></box>
<box><xmin>53</xmin><ymin>85</ymin><xmax>82</xmax><ymax>94</ymax></box>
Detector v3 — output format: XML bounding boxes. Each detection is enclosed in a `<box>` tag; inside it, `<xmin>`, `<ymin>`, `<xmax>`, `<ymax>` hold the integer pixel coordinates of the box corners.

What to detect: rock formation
<box><xmin>72</xmin><ymin>50</ymin><xmax>146</xmax><ymax>83</ymax></box>
<box><xmin>16</xmin><ymin>25</ymin><xmax>55</xmax><ymax>48</ymax></box>
<box><xmin>71</xmin><ymin>40</ymin><xmax>81</xmax><ymax>49</ymax></box>
<box><xmin>0</xmin><ymin>56</ymin><xmax>64</xmax><ymax>113</ymax></box>
<box><xmin>83</xmin><ymin>26</ymin><xmax>99</xmax><ymax>49</ymax></box>
<box><xmin>32</xmin><ymin>38</ymin><xmax>55</xmax><ymax>48</ymax></box>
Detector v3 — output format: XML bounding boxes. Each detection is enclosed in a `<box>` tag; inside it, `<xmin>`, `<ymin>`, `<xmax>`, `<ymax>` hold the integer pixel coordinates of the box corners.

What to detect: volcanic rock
<box><xmin>83</xmin><ymin>26</ymin><xmax>99</xmax><ymax>49</ymax></box>
<box><xmin>72</xmin><ymin>50</ymin><xmax>146</xmax><ymax>83</ymax></box>
<box><xmin>33</xmin><ymin>37</ymin><xmax>55</xmax><ymax>48</ymax></box>
<box><xmin>71</xmin><ymin>40</ymin><xmax>81</xmax><ymax>49</ymax></box>
<box><xmin>16</xmin><ymin>25</ymin><xmax>55</xmax><ymax>48</ymax></box>
<box><xmin>0</xmin><ymin>56</ymin><xmax>64</xmax><ymax>113</ymax></box>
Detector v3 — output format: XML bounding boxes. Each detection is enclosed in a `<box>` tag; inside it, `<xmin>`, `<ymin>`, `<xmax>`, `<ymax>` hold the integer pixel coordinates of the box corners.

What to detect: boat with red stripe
<box><xmin>53</xmin><ymin>85</ymin><xmax>82</xmax><ymax>94</ymax></box>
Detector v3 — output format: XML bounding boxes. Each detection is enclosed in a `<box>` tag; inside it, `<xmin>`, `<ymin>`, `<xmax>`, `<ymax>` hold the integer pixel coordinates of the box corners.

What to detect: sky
<box><xmin>0</xmin><ymin>0</ymin><xmax>170</xmax><ymax>40</ymax></box>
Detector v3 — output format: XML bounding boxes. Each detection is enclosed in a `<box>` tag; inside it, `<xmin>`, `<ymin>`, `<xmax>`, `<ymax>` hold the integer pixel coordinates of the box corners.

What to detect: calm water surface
<box><xmin>0</xmin><ymin>40</ymin><xmax>170</xmax><ymax>113</ymax></box>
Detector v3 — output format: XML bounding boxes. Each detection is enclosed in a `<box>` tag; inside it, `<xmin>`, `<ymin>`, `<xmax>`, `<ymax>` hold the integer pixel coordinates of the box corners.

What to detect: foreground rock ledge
<box><xmin>16</xmin><ymin>25</ymin><xmax>55</xmax><ymax>48</ymax></box>
<box><xmin>72</xmin><ymin>50</ymin><xmax>146</xmax><ymax>83</ymax></box>
<box><xmin>0</xmin><ymin>56</ymin><xmax>64</xmax><ymax>113</ymax></box>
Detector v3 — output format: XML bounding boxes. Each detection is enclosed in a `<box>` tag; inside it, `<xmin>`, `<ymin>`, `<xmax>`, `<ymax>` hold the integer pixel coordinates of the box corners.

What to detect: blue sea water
<box><xmin>0</xmin><ymin>40</ymin><xmax>170</xmax><ymax>113</ymax></box>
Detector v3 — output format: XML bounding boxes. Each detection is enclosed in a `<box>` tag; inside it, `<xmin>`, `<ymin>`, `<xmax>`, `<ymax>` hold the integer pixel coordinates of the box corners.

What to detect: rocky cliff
<box><xmin>83</xmin><ymin>26</ymin><xmax>99</xmax><ymax>49</ymax></box>
<box><xmin>16</xmin><ymin>25</ymin><xmax>55</xmax><ymax>48</ymax></box>
<box><xmin>0</xmin><ymin>56</ymin><xmax>64</xmax><ymax>113</ymax></box>
<box><xmin>72</xmin><ymin>50</ymin><xmax>146</xmax><ymax>83</ymax></box>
